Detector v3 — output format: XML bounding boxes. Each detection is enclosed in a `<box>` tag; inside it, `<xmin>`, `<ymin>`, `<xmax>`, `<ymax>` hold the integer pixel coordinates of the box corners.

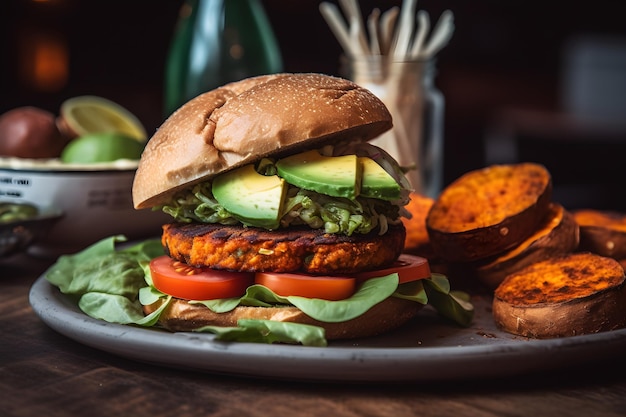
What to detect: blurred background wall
<box><xmin>2</xmin><ymin>0</ymin><xmax>626</xmax><ymax>209</ymax></box>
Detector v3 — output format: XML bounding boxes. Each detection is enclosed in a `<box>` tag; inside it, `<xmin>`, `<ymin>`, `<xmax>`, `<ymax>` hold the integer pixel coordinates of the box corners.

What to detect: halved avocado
<box><xmin>275</xmin><ymin>150</ymin><xmax>361</xmax><ymax>199</ymax></box>
<box><xmin>212</xmin><ymin>164</ymin><xmax>287</xmax><ymax>229</ymax></box>
<box><xmin>359</xmin><ymin>157</ymin><xmax>401</xmax><ymax>200</ymax></box>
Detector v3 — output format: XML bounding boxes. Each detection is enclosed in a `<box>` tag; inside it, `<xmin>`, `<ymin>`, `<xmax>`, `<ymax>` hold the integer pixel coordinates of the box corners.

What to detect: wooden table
<box><xmin>2</xmin><ymin>252</ymin><xmax>626</xmax><ymax>417</ymax></box>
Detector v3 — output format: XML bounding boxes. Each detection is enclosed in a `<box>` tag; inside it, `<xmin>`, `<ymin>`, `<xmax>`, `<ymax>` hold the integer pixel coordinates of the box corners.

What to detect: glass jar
<box><xmin>343</xmin><ymin>57</ymin><xmax>445</xmax><ymax>198</ymax></box>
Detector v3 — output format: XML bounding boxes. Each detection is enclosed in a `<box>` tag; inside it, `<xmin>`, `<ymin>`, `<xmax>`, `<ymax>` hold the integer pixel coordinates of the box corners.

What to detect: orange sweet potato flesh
<box><xmin>573</xmin><ymin>209</ymin><xmax>626</xmax><ymax>259</ymax></box>
<box><xmin>493</xmin><ymin>252</ymin><xmax>626</xmax><ymax>338</ymax></box>
<box><xmin>426</xmin><ymin>163</ymin><xmax>553</xmax><ymax>262</ymax></box>
<box><xmin>475</xmin><ymin>203</ymin><xmax>580</xmax><ymax>289</ymax></box>
<box><xmin>402</xmin><ymin>192</ymin><xmax>435</xmax><ymax>258</ymax></box>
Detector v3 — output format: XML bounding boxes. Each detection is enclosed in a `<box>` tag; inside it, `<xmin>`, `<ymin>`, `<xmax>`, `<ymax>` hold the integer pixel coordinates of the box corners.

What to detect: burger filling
<box><xmin>160</xmin><ymin>143</ymin><xmax>412</xmax><ymax>236</ymax></box>
<box><xmin>45</xmin><ymin>236</ymin><xmax>475</xmax><ymax>346</ymax></box>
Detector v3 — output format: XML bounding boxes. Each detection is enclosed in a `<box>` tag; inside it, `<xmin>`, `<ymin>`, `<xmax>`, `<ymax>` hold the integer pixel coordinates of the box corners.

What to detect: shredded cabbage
<box><xmin>159</xmin><ymin>145</ymin><xmax>409</xmax><ymax>235</ymax></box>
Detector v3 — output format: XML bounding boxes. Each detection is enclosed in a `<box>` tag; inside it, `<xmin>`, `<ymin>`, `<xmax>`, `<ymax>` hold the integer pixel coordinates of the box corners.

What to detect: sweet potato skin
<box><xmin>475</xmin><ymin>204</ymin><xmax>580</xmax><ymax>289</ymax></box>
<box><xmin>426</xmin><ymin>163</ymin><xmax>553</xmax><ymax>262</ymax></box>
<box><xmin>573</xmin><ymin>209</ymin><xmax>626</xmax><ymax>259</ymax></box>
<box><xmin>492</xmin><ymin>252</ymin><xmax>626</xmax><ymax>338</ymax></box>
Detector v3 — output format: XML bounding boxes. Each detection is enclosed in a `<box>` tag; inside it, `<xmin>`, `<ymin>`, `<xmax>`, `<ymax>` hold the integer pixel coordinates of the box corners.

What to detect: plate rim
<box><xmin>29</xmin><ymin>274</ymin><xmax>626</xmax><ymax>382</ymax></box>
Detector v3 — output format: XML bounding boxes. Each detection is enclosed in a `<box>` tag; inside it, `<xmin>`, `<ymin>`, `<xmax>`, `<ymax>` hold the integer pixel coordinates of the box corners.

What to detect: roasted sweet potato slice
<box><xmin>426</xmin><ymin>163</ymin><xmax>553</xmax><ymax>262</ymax></box>
<box><xmin>493</xmin><ymin>252</ymin><xmax>626</xmax><ymax>338</ymax></box>
<box><xmin>475</xmin><ymin>203</ymin><xmax>580</xmax><ymax>289</ymax></box>
<box><xmin>573</xmin><ymin>209</ymin><xmax>626</xmax><ymax>259</ymax></box>
<box><xmin>402</xmin><ymin>192</ymin><xmax>435</xmax><ymax>258</ymax></box>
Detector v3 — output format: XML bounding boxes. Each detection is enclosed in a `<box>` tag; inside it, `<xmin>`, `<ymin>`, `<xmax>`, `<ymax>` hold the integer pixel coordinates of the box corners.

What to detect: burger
<box><xmin>130</xmin><ymin>73</ymin><xmax>472</xmax><ymax>345</ymax></box>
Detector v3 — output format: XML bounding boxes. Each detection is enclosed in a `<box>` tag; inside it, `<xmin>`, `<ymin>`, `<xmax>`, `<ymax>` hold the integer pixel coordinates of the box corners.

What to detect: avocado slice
<box><xmin>359</xmin><ymin>157</ymin><xmax>402</xmax><ymax>200</ymax></box>
<box><xmin>276</xmin><ymin>150</ymin><xmax>361</xmax><ymax>199</ymax></box>
<box><xmin>212</xmin><ymin>164</ymin><xmax>286</xmax><ymax>229</ymax></box>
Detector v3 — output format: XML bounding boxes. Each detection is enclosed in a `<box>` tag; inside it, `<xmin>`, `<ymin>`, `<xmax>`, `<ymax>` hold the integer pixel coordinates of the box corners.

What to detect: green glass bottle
<box><xmin>163</xmin><ymin>0</ymin><xmax>283</xmax><ymax>116</ymax></box>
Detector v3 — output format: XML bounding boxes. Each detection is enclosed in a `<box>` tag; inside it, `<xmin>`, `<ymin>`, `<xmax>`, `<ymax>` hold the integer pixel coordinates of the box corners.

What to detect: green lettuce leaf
<box><xmin>45</xmin><ymin>235</ymin><xmax>164</xmax><ymax>325</ymax></box>
<box><xmin>196</xmin><ymin>319</ymin><xmax>328</xmax><ymax>347</ymax></box>
<box><xmin>423</xmin><ymin>273</ymin><xmax>475</xmax><ymax>327</ymax></box>
<box><xmin>187</xmin><ymin>274</ymin><xmax>399</xmax><ymax>323</ymax></box>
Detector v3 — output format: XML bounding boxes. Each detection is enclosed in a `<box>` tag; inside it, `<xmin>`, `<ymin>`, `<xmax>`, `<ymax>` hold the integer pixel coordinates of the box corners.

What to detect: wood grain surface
<box><xmin>2</xmin><ymin>252</ymin><xmax>626</xmax><ymax>417</ymax></box>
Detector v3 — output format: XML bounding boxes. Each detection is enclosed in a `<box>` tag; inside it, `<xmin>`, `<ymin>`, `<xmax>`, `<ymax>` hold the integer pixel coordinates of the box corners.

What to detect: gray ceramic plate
<box><xmin>29</xmin><ymin>275</ymin><xmax>626</xmax><ymax>382</ymax></box>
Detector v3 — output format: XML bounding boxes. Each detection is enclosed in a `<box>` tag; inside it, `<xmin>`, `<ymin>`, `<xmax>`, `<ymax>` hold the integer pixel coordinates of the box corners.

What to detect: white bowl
<box><xmin>0</xmin><ymin>157</ymin><xmax>168</xmax><ymax>257</ymax></box>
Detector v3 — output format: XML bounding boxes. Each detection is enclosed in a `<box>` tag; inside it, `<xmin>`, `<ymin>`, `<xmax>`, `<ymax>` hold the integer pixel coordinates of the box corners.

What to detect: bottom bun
<box><xmin>143</xmin><ymin>297</ymin><xmax>423</xmax><ymax>340</ymax></box>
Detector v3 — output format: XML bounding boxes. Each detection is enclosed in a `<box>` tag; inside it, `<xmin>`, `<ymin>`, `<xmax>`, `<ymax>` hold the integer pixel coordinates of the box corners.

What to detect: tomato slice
<box><xmin>149</xmin><ymin>256</ymin><xmax>254</xmax><ymax>300</ymax></box>
<box><xmin>149</xmin><ymin>254</ymin><xmax>429</xmax><ymax>302</ymax></box>
<box><xmin>255</xmin><ymin>255</ymin><xmax>430</xmax><ymax>301</ymax></box>
<box><xmin>354</xmin><ymin>254</ymin><xmax>431</xmax><ymax>284</ymax></box>
<box><xmin>254</xmin><ymin>272</ymin><xmax>356</xmax><ymax>301</ymax></box>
